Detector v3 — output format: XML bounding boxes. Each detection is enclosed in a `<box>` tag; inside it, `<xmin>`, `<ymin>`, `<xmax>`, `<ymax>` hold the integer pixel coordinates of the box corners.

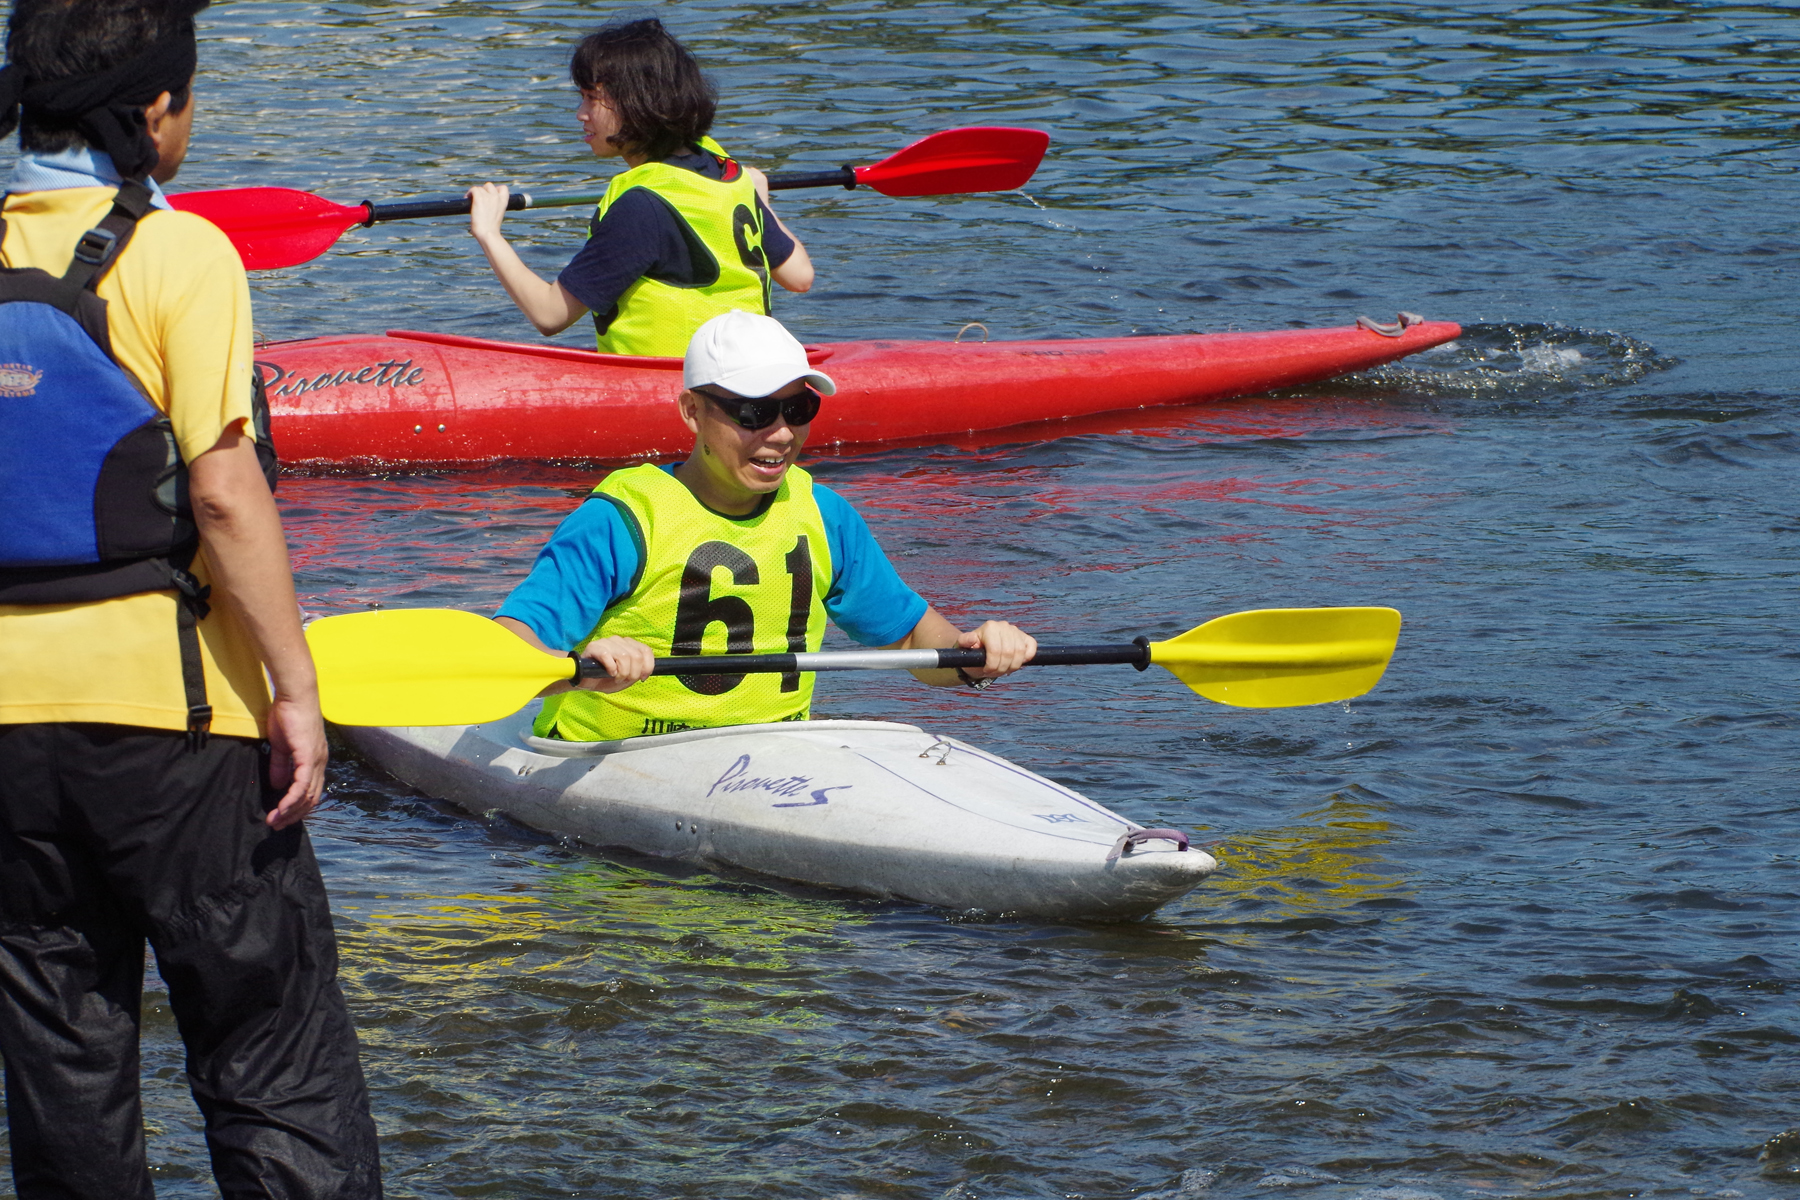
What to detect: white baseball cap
<box><xmin>683</xmin><ymin>310</ymin><xmax>838</xmax><ymax>397</ymax></box>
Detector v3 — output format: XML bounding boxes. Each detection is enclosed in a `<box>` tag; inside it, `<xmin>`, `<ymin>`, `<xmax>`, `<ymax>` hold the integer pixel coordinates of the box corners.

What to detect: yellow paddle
<box><xmin>305</xmin><ymin>606</ymin><xmax>1401</xmax><ymax>727</ymax></box>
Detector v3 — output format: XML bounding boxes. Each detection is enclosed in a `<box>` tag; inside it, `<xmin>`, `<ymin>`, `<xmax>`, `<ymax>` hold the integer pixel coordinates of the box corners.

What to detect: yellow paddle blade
<box><xmin>305</xmin><ymin>608</ymin><xmax>571</xmax><ymax>726</ymax></box>
<box><xmin>1149</xmin><ymin>606</ymin><xmax>1401</xmax><ymax>707</ymax></box>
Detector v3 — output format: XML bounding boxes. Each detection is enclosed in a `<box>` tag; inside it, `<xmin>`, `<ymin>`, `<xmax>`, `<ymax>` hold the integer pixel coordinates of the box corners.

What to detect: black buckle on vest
<box><xmin>169</xmin><ymin>566</ymin><xmax>212</xmax><ymax>620</ymax></box>
<box><xmin>186</xmin><ymin>704</ymin><xmax>214</xmax><ymax>752</ymax></box>
<box><xmin>72</xmin><ymin>226</ymin><xmax>119</xmax><ymax>267</ymax></box>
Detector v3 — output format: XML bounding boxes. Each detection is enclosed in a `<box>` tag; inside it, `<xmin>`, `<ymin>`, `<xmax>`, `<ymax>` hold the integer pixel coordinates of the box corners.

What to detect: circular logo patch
<box><xmin>0</xmin><ymin>363</ymin><xmax>44</xmax><ymax>397</ymax></box>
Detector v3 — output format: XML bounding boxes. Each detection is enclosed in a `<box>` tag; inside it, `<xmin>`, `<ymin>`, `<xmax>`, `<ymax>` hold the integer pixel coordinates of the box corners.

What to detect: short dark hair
<box><xmin>569</xmin><ymin>17</ymin><xmax>715</xmax><ymax>162</ymax></box>
<box><xmin>5</xmin><ymin>0</ymin><xmax>207</xmax><ymax>154</ymax></box>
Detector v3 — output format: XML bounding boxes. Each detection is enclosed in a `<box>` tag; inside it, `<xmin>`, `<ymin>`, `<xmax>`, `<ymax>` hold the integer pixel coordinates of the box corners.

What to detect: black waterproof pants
<box><xmin>0</xmin><ymin>723</ymin><xmax>382</xmax><ymax>1199</ymax></box>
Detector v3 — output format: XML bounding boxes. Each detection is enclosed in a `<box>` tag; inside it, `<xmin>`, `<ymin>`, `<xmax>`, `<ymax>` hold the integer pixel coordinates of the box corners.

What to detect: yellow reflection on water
<box><xmin>1202</xmin><ymin>793</ymin><xmax>1413</xmax><ymax>926</ymax></box>
<box><xmin>342</xmin><ymin>857</ymin><xmax>872</xmax><ymax>1030</ymax></box>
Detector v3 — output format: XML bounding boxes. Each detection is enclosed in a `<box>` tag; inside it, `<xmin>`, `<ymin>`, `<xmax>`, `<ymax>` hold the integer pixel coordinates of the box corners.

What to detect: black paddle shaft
<box><xmin>362</xmin><ymin>168</ymin><xmax>860</xmax><ymax>225</ymax></box>
<box><xmin>967</xmin><ymin>643</ymin><xmax>1153</xmax><ymax>669</ymax></box>
<box><xmin>765</xmin><ymin>166</ymin><xmax>858</xmax><ymax>192</ymax></box>
<box><xmin>362</xmin><ymin>194</ymin><xmax>529</xmax><ymax>224</ymax></box>
<box><xmin>573</xmin><ymin>641</ymin><xmax>1151</xmax><ymax>681</ymax></box>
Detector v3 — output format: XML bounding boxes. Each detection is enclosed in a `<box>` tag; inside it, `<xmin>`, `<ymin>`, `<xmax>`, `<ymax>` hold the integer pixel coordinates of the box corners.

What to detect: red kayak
<box><xmin>254</xmin><ymin>317</ymin><xmax>1459</xmax><ymax>466</ymax></box>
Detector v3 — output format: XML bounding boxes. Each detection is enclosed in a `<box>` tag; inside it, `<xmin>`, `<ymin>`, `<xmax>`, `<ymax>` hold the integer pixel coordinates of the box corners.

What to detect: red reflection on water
<box><xmin>832</xmin><ymin>396</ymin><xmax>1438</xmax><ymax>522</ymax></box>
<box><xmin>278</xmin><ymin>392</ymin><xmax>1450</xmax><ymax>613</ymax></box>
<box><xmin>809</xmin><ymin>390</ymin><xmax>1444</xmax><ymax>459</ymax></box>
<box><xmin>848</xmin><ymin>469</ymin><xmax>1388</xmax><ymax>520</ymax></box>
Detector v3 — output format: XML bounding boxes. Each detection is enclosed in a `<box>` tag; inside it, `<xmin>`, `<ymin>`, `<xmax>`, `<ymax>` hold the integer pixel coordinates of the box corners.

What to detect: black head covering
<box><xmin>0</xmin><ymin>28</ymin><xmax>196</xmax><ymax>179</ymax></box>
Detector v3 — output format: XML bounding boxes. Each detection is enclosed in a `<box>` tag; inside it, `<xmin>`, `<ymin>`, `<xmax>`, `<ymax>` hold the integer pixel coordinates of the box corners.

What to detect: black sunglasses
<box><xmin>698</xmin><ymin>384</ymin><xmax>823</xmax><ymax>431</ymax></box>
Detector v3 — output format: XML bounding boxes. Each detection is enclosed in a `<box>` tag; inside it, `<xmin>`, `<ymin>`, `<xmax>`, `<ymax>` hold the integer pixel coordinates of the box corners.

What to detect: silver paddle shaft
<box><xmin>572</xmin><ymin>643</ymin><xmax>1150</xmax><ymax>682</ymax></box>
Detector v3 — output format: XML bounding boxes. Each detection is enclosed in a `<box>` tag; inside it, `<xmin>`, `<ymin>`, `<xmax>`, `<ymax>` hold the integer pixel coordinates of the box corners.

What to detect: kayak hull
<box><xmin>257</xmin><ymin>320</ymin><xmax>1459</xmax><ymax>466</ymax></box>
<box><xmin>342</xmin><ymin>707</ymin><xmax>1217</xmax><ymax>920</ymax></box>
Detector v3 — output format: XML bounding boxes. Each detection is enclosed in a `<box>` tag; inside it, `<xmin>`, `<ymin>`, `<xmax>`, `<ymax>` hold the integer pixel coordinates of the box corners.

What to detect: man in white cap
<box><xmin>495</xmin><ymin>309</ymin><xmax>1036</xmax><ymax>740</ymax></box>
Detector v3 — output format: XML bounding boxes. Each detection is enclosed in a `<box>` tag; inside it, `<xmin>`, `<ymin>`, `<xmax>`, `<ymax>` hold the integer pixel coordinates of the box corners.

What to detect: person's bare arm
<box><xmin>770</xmin><ymin>235</ymin><xmax>814</xmax><ymax>293</ymax></box>
<box><xmin>495</xmin><ymin>616</ymin><xmax>654</xmax><ymax>694</ymax></box>
<box><xmin>188</xmin><ymin>424</ymin><xmax>324</xmax><ymax>829</ymax></box>
<box><xmin>467</xmin><ymin>183</ymin><xmax>591</xmax><ymax>335</ymax></box>
<box><xmin>746</xmin><ymin>168</ymin><xmax>815</xmax><ymax>294</ymax></box>
<box><xmin>887</xmin><ymin>606</ymin><xmax>1037</xmax><ymax>687</ymax></box>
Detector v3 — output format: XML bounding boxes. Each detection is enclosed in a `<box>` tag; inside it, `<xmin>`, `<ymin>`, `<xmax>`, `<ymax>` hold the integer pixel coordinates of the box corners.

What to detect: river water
<box><xmin>12</xmin><ymin>1</ymin><xmax>1800</xmax><ymax>1197</ymax></box>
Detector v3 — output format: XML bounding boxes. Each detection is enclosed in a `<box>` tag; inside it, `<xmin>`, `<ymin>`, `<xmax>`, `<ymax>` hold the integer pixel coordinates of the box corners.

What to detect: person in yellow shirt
<box><xmin>0</xmin><ymin>1</ymin><xmax>380</xmax><ymax>1195</ymax></box>
<box><xmin>464</xmin><ymin>17</ymin><xmax>814</xmax><ymax>357</ymax></box>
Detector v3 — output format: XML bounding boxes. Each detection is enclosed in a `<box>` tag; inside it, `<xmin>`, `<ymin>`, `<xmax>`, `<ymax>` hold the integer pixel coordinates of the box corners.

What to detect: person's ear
<box><xmin>678</xmin><ymin>389</ymin><xmax>702</xmax><ymax>436</ymax></box>
<box><xmin>143</xmin><ymin>90</ymin><xmax>174</xmax><ymax>132</ymax></box>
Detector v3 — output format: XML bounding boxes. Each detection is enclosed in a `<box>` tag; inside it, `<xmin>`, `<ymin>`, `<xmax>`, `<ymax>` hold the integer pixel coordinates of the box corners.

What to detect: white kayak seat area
<box><xmin>520</xmin><ymin>718</ymin><xmax>926</xmax><ymax>759</ymax></box>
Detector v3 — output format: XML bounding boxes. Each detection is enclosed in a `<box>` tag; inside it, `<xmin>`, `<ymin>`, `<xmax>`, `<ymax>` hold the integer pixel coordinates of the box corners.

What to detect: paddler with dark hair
<box><xmin>466</xmin><ymin>16</ymin><xmax>814</xmax><ymax>355</ymax></box>
<box><xmin>0</xmin><ymin>0</ymin><xmax>381</xmax><ymax>1195</ymax></box>
<box><xmin>496</xmin><ymin>310</ymin><xmax>1035</xmax><ymax>741</ymax></box>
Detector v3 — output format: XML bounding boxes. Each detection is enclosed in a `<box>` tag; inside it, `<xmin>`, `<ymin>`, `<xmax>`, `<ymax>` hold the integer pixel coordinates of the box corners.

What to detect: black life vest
<box><xmin>0</xmin><ymin>181</ymin><xmax>278</xmax><ymax>747</ymax></box>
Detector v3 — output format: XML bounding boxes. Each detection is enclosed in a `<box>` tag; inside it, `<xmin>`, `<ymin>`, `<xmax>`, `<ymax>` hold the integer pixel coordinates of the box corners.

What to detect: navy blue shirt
<box><xmin>558</xmin><ymin>149</ymin><xmax>796</xmax><ymax>337</ymax></box>
<box><xmin>498</xmin><ymin>465</ymin><xmax>929</xmax><ymax>653</ymax></box>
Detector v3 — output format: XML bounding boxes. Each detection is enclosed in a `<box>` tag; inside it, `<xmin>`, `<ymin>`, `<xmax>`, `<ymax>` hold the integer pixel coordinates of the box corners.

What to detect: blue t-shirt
<box><xmin>498</xmin><ymin>466</ymin><xmax>928</xmax><ymax>652</ymax></box>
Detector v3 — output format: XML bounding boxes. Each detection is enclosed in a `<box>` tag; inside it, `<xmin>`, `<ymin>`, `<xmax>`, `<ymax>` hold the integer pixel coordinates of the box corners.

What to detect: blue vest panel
<box><xmin>0</xmin><ymin>299</ymin><xmax>164</xmax><ymax>566</ymax></box>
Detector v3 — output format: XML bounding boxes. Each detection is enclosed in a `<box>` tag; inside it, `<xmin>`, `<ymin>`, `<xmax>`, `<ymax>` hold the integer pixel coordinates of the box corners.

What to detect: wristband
<box><xmin>955</xmin><ymin>667</ymin><xmax>995</xmax><ymax>691</ymax></box>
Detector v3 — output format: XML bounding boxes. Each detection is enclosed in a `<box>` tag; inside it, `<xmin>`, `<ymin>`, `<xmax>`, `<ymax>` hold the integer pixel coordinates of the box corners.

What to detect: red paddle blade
<box><xmin>854</xmin><ymin>126</ymin><xmax>1049</xmax><ymax>197</ymax></box>
<box><xmin>168</xmin><ymin>187</ymin><xmax>369</xmax><ymax>271</ymax></box>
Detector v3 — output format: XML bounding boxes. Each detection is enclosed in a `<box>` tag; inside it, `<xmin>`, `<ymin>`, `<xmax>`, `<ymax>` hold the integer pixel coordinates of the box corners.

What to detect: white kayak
<box><xmin>341</xmin><ymin>702</ymin><xmax>1218</xmax><ymax>920</ymax></box>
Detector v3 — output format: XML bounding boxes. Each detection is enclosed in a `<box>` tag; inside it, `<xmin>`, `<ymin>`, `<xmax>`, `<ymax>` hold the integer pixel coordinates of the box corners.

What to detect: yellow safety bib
<box><xmin>593</xmin><ymin>136</ymin><xmax>772</xmax><ymax>358</ymax></box>
<box><xmin>536</xmin><ymin>463</ymin><xmax>833</xmax><ymax>742</ymax></box>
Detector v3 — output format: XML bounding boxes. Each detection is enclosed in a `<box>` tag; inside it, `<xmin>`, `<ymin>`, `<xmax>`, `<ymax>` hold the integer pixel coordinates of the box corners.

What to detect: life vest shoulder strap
<box><xmin>60</xmin><ymin>179</ymin><xmax>156</xmax><ymax>293</ymax></box>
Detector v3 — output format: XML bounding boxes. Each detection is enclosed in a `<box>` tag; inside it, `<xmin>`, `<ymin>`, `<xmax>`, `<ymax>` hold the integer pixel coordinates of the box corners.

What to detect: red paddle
<box><xmin>169</xmin><ymin>126</ymin><xmax>1049</xmax><ymax>272</ymax></box>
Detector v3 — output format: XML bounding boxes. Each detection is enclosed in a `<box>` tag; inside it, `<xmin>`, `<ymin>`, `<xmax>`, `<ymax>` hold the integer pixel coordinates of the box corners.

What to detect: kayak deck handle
<box><xmin>1107</xmin><ymin>827</ymin><xmax>1190</xmax><ymax>861</ymax></box>
<box><xmin>1356</xmin><ymin>311</ymin><xmax>1425</xmax><ymax>338</ymax></box>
